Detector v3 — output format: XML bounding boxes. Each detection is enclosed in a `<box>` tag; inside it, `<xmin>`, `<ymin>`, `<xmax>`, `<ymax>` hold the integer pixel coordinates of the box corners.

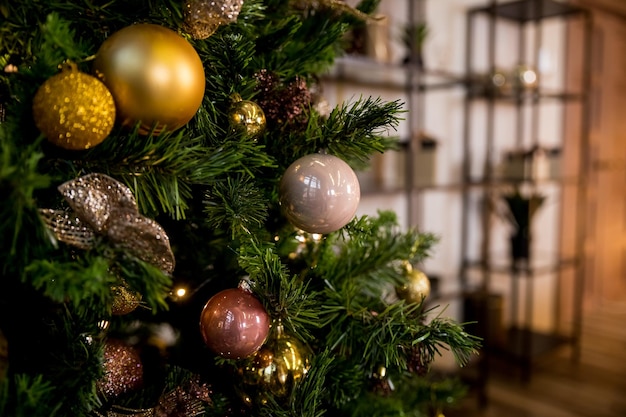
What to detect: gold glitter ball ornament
<box><xmin>97</xmin><ymin>338</ymin><xmax>144</xmax><ymax>399</ymax></box>
<box><xmin>111</xmin><ymin>283</ymin><xmax>142</xmax><ymax>316</ymax></box>
<box><xmin>32</xmin><ymin>65</ymin><xmax>115</xmax><ymax>150</ymax></box>
<box><xmin>93</xmin><ymin>23</ymin><xmax>205</xmax><ymax>136</ymax></box>
<box><xmin>228</xmin><ymin>94</ymin><xmax>266</xmax><ymax>139</ymax></box>
<box><xmin>183</xmin><ymin>0</ymin><xmax>244</xmax><ymax>40</ymax></box>
<box><xmin>396</xmin><ymin>264</ymin><xmax>431</xmax><ymax>304</ymax></box>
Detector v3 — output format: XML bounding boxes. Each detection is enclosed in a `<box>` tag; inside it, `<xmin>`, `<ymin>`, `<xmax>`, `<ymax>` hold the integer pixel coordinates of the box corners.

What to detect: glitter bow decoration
<box><xmin>183</xmin><ymin>0</ymin><xmax>244</xmax><ymax>40</ymax></box>
<box><xmin>291</xmin><ymin>0</ymin><xmax>384</xmax><ymax>21</ymax></box>
<box><xmin>40</xmin><ymin>173</ymin><xmax>175</xmax><ymax>274</ymax></box>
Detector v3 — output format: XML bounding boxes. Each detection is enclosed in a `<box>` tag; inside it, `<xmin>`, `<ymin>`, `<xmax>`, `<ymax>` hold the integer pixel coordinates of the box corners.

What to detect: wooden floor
<box><xmin>447</xmin><ymin>301</ymin><xmax>626</xmax><ymax>417</ymax></box>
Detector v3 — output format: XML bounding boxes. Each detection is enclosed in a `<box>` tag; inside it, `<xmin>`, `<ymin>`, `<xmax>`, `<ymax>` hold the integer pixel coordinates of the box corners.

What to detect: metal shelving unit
<box><xmin>459</xmin><ymin>0</ymin><xmax>592</xmax><ymax>389</ymax></box>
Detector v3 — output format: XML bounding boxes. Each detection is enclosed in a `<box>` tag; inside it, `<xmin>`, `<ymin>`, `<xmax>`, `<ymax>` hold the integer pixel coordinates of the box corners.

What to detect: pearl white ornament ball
<box><xmin>279</xmin><ymin>153</ymin><xmax>360</xmax><ymax>234</ymax></box>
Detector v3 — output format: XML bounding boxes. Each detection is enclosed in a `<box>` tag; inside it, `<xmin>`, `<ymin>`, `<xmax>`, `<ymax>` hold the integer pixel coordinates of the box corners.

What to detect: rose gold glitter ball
<box><xmin>97</xmin><ymin>338</ymin><xmax>143</xmax><ymax>398</ymax></box>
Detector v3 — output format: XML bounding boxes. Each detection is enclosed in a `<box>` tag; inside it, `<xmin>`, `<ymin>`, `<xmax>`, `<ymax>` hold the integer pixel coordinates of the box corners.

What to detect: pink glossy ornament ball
<box><xmin>200</xmin><ymin>288</ymin><xmax>271</xmax><ymax>359</ymax></box>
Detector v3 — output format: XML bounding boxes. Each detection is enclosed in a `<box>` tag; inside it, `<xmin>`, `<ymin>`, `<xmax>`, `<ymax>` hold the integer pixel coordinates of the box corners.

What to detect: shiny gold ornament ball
<box><xmin>97</xmin><ymin>338</ymin><xmax>144</xmax><ymax>398</ymax></box>
<box><xmin>93</xmin><ymin>23</ymin><xmax>205</xmax><ymax>136</ymax></box>
<box><xmin>396</xmin><ymin>266</ymin><xmax>431</xmax><ymax>304</ymax></box>
<box><xmin>32</xmin><ymin>67</ymin><xmax>115</xmax><ymax>150</ymax></box>
<box><xmin>229</xmin><ymin>94</ymin><xmax>266</xmax><ymax>139</ymax></box>
<box><xmin>111</xmin><ymin>283</ymin><xmax>142</xmax><ymax>316</ymax></box>
<box><xmin>238</xmin><ymin>323</ymin><xmax>312</xmax><ymax>405</ymax></box>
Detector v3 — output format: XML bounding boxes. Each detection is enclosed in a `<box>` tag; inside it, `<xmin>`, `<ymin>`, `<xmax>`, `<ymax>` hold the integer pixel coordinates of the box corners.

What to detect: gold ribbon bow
<box><xmin>40</xmin><ymin>173</ymin><xmax>175</xmax><ymax>274</ymax></box>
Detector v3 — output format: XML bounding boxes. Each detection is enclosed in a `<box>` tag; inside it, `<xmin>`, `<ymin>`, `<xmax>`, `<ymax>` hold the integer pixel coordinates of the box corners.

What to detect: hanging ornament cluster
<box><xmin>238</xmin><ymin>321</ymin><xmax>312</xmax><ymax>406</ymax></box>
<box><xmin>39</xmin><ymin>173</ymin><xmax>175</xmax><ymax>275</ymax></box>
<box><xmin>94</xmin><ymin>376</ymin><xmax>212</xmax><ymax>417</ymax></box>
<box><xmin>228</xmin><ymin>93</ymin><xmax>266</xmax><ymax>139</ymax></box>
<box><xmin>97</xmin><ymin>338</ymin><xmax>144</xmax><ymax>399</ymax></box>
<box><xmin>200</xmin><ymin>287</ymin><xmax>270</xmax><ymax>359</ymax></box>
<box><xmin>183</xmin><ymin>0</ymin><xmax>244</xmax><ymax>40</ymax></box>
<box><xmin>254</xmin><ymin>70</ymin><xmax>311</xmax><ymax>129</ymax></box>
<box><xmin>395</xmin><ymin>263</ymin><xmax>431</xmax><ymax>304</ymax></box>
<box><xmin>279</xmin><ymin>153</ymin><xmax>361</xmax><ymax>234</ymax></box>
<box><xmin>152</xmin><ymin>377</ymin><xmax>212</xmax><ymax>417</ymax></box>
<box><xmin>32</xmin><ymin>63</ymin><xmax>116</xmax><ymax>150</ymax></box>
<box><xmin>93</xmin><ymin>23</ymin><xmax>205</xmax><ymax>135</ymax></box>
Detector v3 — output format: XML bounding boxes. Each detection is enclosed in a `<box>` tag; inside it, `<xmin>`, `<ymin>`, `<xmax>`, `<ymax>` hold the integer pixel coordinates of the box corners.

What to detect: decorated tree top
<box><xmin>0</xmin><ymin>1</ymin><xmax>479</xmax><ymax>416</ymax></box>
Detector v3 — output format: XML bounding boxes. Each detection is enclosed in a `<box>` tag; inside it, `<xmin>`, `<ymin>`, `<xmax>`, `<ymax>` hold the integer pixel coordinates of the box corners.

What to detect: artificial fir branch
<box><xmin>267</xmin><ymin>96</ymin><xmax>403</xmax><ymax>169</ymax></box>
<box><xmin>322</xmin><ymin>97</ymin><xmax>404</xmax><ymax>168</ymax></box>
<box><xmin>32</xmin><ymin>13</ymin><xmax>91</xmax><ymax>73</ymax></box>
<box><xmin>201</xmin><ymin>32</ymin><xmax>258</xmax><ymax>99</ymax></box>
<box><xmin>415</xmin><ymin>314</ymin><xmax>482</xmax><ymax>367</ymax></box>
<box><xmin>315</xmin><ymin>213</ymin><xmax>437</xmax><ymax>292</ymax></box>
<box><xmin>3</xmin><ymin>374</ymin><xmax>60</xmax><ymax>417</ymax></box>
<box><xmin>76</xmin><ymin>130</ymin><xmax>275</xmax><ymax>219</ymax></box>
<box><xmin>347</xmin><ymin>375</ymin><xmax>468</xmax><ymax>417</ymax></box>
<box><xmin>25</xmin><ymin>255</ymin><xmax>114</xmax><ymax>310</ymax></box>
<box><xmin>0</xmin><ymin>138</ymin><xmax>51</xmax><ymax>269</ymax></box>
<box><xmin>0</xmin><ymin>1</ymin><xmax>481</xmax><ymax>416</ymax></box>
<box><xmin>203</xmin><ymin>175</ymin><xmax>269</xmax><ymax>239</ymax></box>
<box><xmin>237</xmin><ymin>241</ymin><xmax>321</xmax><ymax>341</ymax></box>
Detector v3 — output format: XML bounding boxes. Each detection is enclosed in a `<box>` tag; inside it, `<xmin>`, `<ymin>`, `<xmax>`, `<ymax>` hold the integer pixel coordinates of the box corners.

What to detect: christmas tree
<box><xmin>0</xmin><ymin>1</ymin><xmax>480</xmax><ymax>416</ymax></box>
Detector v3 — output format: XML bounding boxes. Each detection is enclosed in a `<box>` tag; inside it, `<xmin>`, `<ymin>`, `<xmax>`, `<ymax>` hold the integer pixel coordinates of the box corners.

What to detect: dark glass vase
<box><xmin>510</xmin><ymin>229</ymin><xmax>531</xmax><ymax>261</ymax></box>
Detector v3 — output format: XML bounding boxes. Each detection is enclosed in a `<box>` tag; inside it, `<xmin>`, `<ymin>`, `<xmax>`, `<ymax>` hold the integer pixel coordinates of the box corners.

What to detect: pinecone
<box><xmin>407</xmin><ymin>344</ymin><xmax>431</xmax><ymax>376</ymax></box>
<box><xmin>255</xmin><ymin>69</ymin><xmax>312</xmax><ymax>130</ymax></box>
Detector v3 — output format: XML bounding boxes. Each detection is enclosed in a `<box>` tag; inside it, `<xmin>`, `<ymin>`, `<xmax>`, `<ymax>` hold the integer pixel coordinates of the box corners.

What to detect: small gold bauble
<box><xmin>111</xmin><ymin>283</ymin><xmax>142</xmax><ymax>316</ymax></box>
<box><xmin>396</xmin><ymin>266</ymin><xmax>431</xmax><ymax>304</ymax></box>
<box><xmin>238</xmin><ymin>322</ymin><xmax>312</xmax><ymax>405</ymax></box>
<box><xmin>229</xmin><ymin>94</ymin><xmax>266</xmax><ymax>139</ymax></box>
<box><xmin>93</xmin><ymin>23</ymin><xmax>205</xmax><ymax>135</ymax></box>
<box><xmin>32</xmin><ymin>66</ymin><xmax>115</xmax><ymax>150</ymax></box>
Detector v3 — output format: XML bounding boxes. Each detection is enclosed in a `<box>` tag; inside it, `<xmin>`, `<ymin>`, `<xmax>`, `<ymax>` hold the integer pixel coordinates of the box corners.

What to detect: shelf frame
<box><xmin>459</xmin><ymin>0</ymin><xmax>593</xmax><ymax>387</ymax></box>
